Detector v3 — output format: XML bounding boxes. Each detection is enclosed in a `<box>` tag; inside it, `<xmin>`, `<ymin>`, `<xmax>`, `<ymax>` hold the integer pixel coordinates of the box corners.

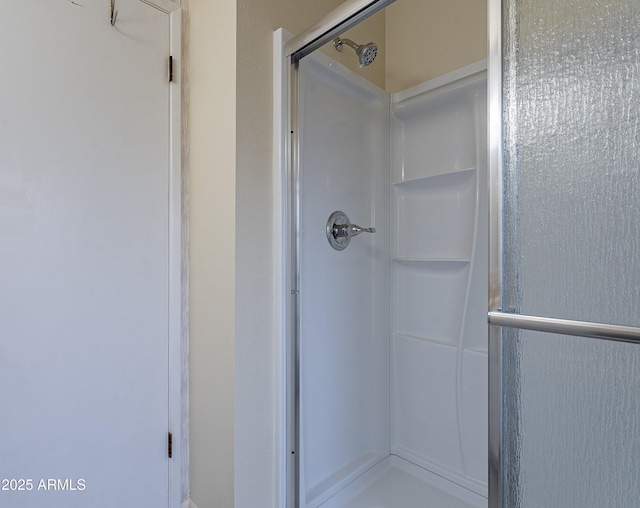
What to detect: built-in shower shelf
<box><xmin>391</xmin><ymin>164</ymin><xmax>476</xmax><ymax>260</ymax></box>
<box><xmin>393</xmin><ymin>257</ymin><xmax>470</xmax><ymax>265</ymax></box>
<box><xmin>391</xmin><ymin>167</ymin><xmax>475</xmax><ymax>188</ymax></box>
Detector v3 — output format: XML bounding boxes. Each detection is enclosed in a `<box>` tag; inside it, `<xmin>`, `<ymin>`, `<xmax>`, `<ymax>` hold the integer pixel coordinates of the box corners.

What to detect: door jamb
<box><xmin>140</xmin><ymin>1</ymin><xmax>187</xmax><ymax>506</ymax></box>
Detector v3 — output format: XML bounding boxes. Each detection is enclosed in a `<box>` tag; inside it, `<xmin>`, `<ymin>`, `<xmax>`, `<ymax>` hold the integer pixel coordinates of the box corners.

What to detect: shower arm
<box><xmin>334</xmin><ymin>37</ymin><xmax>359</xmax><ymax>52</ymax></box>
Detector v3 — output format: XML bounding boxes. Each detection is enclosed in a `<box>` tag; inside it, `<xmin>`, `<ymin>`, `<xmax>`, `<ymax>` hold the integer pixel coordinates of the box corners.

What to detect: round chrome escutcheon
<box><xmin>326</xmin><ymin>210</ymin><xmax>351</xmax><ymax>251</ymax></box>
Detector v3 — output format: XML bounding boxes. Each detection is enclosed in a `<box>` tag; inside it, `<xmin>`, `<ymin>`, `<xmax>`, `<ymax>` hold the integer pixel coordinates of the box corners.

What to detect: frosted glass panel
<box><xmin>502</xmin><ymin>328</ymin><xmax>640</xmax><ymax>507</ymax></box>
<box><xmin>502</xmin><ymin>1</ymin><xmax>640</xmax><ymax>506</ymax></box>
<box><xmin>502</xmin><ymin>0</ymin><xmax>640</xmax><ymax>326</ymax></box>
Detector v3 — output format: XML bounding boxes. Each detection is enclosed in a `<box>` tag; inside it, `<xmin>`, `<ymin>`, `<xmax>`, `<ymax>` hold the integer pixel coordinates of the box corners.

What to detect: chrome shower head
<box><xmin>333</xmin><ymin>37</ymin><xmax>378</xmax><ymax>67</ymax></box>
<box><xmin>357</xmin><ymin>42</ymin><xmax>378</xmax><ymax>67</ymax></box>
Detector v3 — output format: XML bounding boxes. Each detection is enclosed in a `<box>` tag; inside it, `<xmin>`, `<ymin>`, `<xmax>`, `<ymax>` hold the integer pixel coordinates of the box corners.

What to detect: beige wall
<box><xmin>189</xmin><ymin>1</ymin><xmax>236</xmax><ymax>507</ymax></box>
<box><xmin>386</xmin><ymin>0</ymin><xmax>487</xmax><ymax>91</ymax></box>
<box><xmin>189</xmin><ymin>1</ymin><xmax>486</xmax><ymax>507</ymax></box>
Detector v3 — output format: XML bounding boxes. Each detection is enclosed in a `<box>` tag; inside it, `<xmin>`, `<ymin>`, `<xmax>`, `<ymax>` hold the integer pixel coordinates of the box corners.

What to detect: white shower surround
<box><xmin>297</xmin><ymin>53</ymin><xmax>391</xmax><ymax>507</ymax></box>
<box><xmin>389</xmin><ymin>60</ymin><xmax>488</xmax><ymax>498</ymax></box>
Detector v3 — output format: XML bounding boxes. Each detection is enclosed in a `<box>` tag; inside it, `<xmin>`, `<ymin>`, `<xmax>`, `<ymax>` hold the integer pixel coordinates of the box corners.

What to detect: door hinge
<box><xmin>169</xmin><ymin>56</ymin><xmax>173</xmax><ymax>83</ymax></box>
<box><xmin>168</xmin><ymin>432</ymin><xmax>173</xmax><ymax>458</ymax></box>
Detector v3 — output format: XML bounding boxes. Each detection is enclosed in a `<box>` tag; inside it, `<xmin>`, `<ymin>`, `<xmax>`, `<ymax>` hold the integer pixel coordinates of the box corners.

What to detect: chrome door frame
<box><xmin>487</xmin><ymin>0</ymin><xmax>503</xmax><ymax>505</ymax></box>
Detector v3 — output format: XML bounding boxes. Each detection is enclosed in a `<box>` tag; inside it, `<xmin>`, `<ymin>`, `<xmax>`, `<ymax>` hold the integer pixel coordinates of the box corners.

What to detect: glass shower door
<box><xmin>491</xmin><ymin>0</ymin><xmax>640</xmax><ymax>506</ymax></box>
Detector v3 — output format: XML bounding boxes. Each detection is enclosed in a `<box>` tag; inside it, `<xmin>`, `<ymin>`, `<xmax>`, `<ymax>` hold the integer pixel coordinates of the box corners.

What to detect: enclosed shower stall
<box><xmin>278</xmin><ymin>5</ymin><xmax>489</xmax><ymax>503</ymax></box>
<box><xmin>277</xmin><ymin>0</ymin><xmax>640</xmax><ymax>506</ymax></box>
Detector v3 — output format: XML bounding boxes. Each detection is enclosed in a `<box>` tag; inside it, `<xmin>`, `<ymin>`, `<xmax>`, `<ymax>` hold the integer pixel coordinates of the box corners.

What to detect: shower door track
<box><xmin>285</xmin><ymin>0</ymin><xmax>396</xmax><ymax>61</ymax></box>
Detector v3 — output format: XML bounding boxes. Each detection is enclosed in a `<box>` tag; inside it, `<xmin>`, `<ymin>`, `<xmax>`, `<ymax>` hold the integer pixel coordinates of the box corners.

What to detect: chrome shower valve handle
<box><xmin>326</xmin><ymin>211</ymin><xmax>376</xmax><ymax>250</ymax></box>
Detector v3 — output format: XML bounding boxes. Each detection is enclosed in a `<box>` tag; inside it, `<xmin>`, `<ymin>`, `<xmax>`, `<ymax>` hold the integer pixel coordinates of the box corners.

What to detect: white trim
<box><xmin>140</xmin><ymin>0</ymin><xmax>180</xmax><ymax>14</ymax></box>
<box><xmin>168</xmin><ymin>10</ymin><xmax>185</xmax><ymax>508</ymax></box>
<box><xmin>167</xmin><ymin>0</ymin><xmax>190</xmax><ymax>505</ymax></box>
<box><xmin>145</xmin><ymin>1</ymin><xmax>187</xmax><ymax>506</ymax></box>
<box><xmin>181</xmin><ymin>499</ymin><xmax>198</xmax><ymax>508</ymax></box>
<box><xmin>134</xmin><ymin>2</ymin><xmax>185</xmax><ymax>506</ymax></box>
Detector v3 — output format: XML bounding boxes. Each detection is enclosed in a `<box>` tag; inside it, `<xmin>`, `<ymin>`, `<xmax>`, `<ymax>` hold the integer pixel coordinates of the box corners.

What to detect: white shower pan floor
<box><xmin>318</xmin><ymin>456</ymin><xmax>487</xmax><ymax>508</ymax></box>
